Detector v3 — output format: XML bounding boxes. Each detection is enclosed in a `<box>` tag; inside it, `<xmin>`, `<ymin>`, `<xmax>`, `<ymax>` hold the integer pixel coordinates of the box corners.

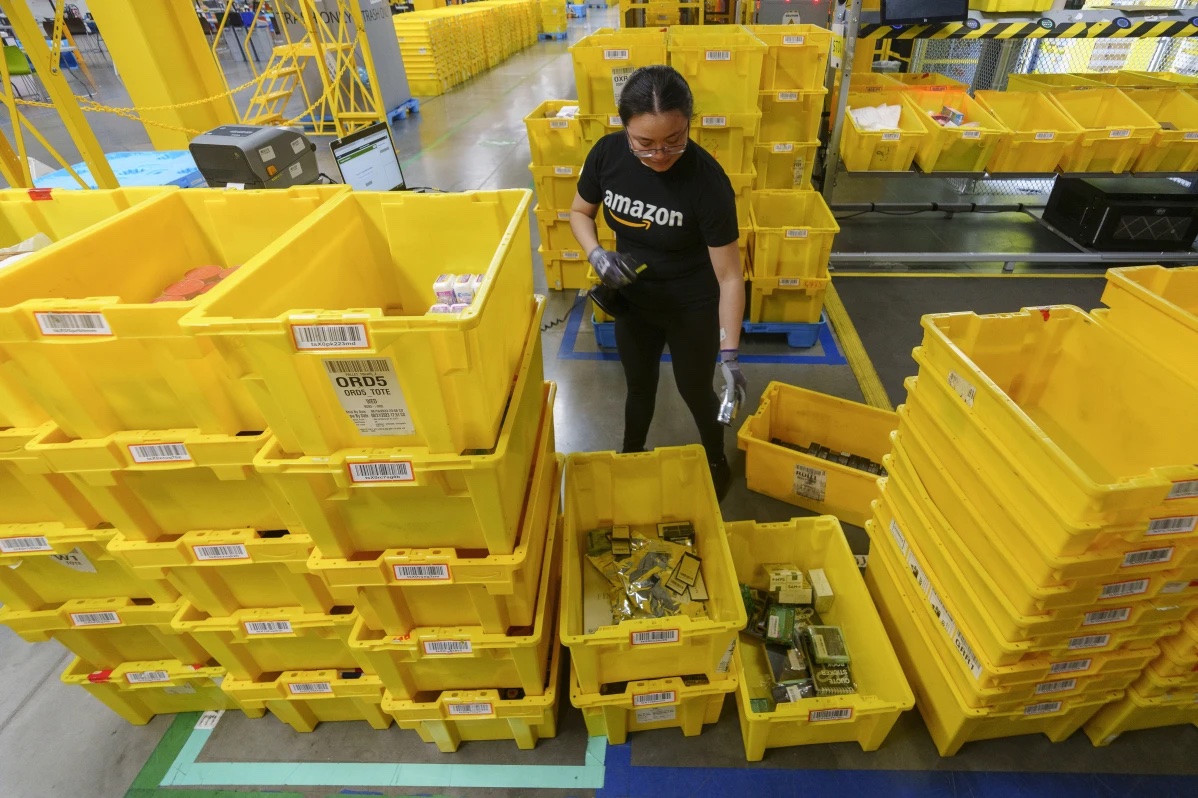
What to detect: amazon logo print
<box><xmin>603</xmin><ymin>190</ymin><xmax>684</xmax><ymax>229</ymax></box>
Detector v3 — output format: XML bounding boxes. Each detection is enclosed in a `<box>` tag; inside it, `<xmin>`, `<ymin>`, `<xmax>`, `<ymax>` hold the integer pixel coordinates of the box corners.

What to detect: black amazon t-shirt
<box><xmin>576</xmin><ymin>132</ymin><xmax>738</xmax><ymax>311</ymax></box>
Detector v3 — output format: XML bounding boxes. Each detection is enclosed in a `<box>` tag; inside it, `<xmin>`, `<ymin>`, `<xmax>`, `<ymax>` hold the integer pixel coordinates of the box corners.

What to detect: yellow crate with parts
<box><xmin>573</xmin><ymin>671</ymin><xmax>735</xmax><ymax>744</ymax></box>
<box><xmin>63</xmin><ymin>659</ymin><xmax>235</xmax><ymax>725</ymax></box>
<box><xmin>107</xmin><ymin>528</ymin><xmax>335</xmax><ymax>617</ymax></box>
<box><xmin>221</xmin><ymin>670</ymin><xmax>392</xmax><ymax>733</ymax></box>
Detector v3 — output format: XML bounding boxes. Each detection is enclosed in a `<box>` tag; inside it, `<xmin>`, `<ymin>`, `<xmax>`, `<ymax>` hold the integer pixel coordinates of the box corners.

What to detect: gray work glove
<box><xmin>588</xmin><ymin>247</ymin><xmax>641</xmax><ymax>290</ymax></box>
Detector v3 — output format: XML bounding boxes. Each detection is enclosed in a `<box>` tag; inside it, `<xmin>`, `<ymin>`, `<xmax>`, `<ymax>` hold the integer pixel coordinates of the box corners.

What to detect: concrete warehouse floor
<box><xmin>1</xmin><ymin>8</ymin><xmax>1194</xmax><ymax>798</ymax></box>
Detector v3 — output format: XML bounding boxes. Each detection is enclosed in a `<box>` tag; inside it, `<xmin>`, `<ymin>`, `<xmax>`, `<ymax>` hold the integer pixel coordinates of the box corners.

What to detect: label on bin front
<box><xmin>631</xmin><ymin>629</ymin><xmax>680</xmax><ymax>646</ymax></box>
<box><xmin>792</xmin><ymin>158</ymin><xmax>806</xmax><ymax>187</ymax></box>
<box><xmin>888</xmin><ymin>520</ymin><xmax>908</xmax><ymax>555</ymax></box>
<box><xmin>1034</xmin><ymin>132</ymin><xmax>1056</xmax><ymax>141</ymax></box>
<box><xmin>1068</xmin><ymin>634</ymin><xmax>1110</xmax><ymax>650</ymax></box>
<box><xmin>905</xmin><ymin>549</ymin><xmax>931</xmax><ymax>597</ymax></box>
<box><xmin>772</xmin><ymin>143</ymin><xmax>795</xmax><ymax>154</ymax></box>
<box><xmin>550</xmin><ymin>120</ymin><xmax>569</xmax><ymax>129</ymax></box>
<box><xmin>244</xmin><ymin>620</ymin><xmax>293</xmax><ymax>635</ymax></box>
<box><xmin>1023</xmin><ymin>701</ymin><xmax>1062</xmax><ymax>716</ymax></box>
<box><xmin>1185</xmin><ymin>132</ymin><xmax>1198</xmax><ymax>141</ymax></box>
<box><xmin>51</xmin><ymin>548</ymin><xmax>96</xmax><ymax>574</ymax></box>
<box><xmin>1109</xmin><ymin>129</ymin><xmax>1131</xmax><ymax>139</ymax></box>
<box><xmin>636</xmin><ymin>705</ymin><xmax>677</xmax><ymax>724</ymax></box>
<box><xmin>880</xmin><ymin>132</ymin><xmax>901</xmax><ymax>142</ymax></box>
<box><xmin>1050</xmin><ymin>659</ymin><xmax>1092</xmax><ymax>676</ymax></box>
<box><xmin>292</xmin><ymin>323</ymin><xmax>369</xmax><ymax>350</ymax></box>
<box><xmin>288</xmin><ymin>682</ymin><xmax>333</xmax><ymax>694</ymax></box>
<box><xmin>1167</xmin><ymin>480</ymin><xmax>1198</xmax><ymax>500</ymax></box>
<box><xmin>809</xmin><ymin>708</ymin><xmax>853</xmax><ymax>722</ymax></box>
<box><xmin>716</xmin><ymin>639</ymin><xmax>735</xmax><ymax>673</ymax></box>
<box><xmin>609</xmin><ymin>115</ymin><xmax>623</xmax><ymax>126</ymax></box>
<box><xmin>193</xmin><ymin>544</ymin><xmax>250</xmax><ymax>561</ymax></box>
<box><xmin>348</xmin><ymin>461</ymin><xmax>416</xmax><ymax>483</ymax></box>
<box><xmin>1147</xmin><ymin>516</ymin><xmax>1197</xmax><ymax>536</ymax></box>
<box><xmin>784</xmin><ymin>228</ymin><xmax>809</xmax><ymax>239</ymax></box>
<box><xmin>554</xmin><ymin>166</ymin><xmax>575</xmax><ymax>176</ymax></box>
<box><xmin>961</xmin><ymin>130</ymin><xmax>981</xmax><ymax>140</ymax></box>
<box><xmin>324</xmin><ymin>357</ymin><xmax>416</xmax><ymax>437</ymax></box>
<box><xmin>792</xmin><ymin>464</ymin><xmax>827</xmax><ymax>502</ymax></box>
<box><xmin>128</xmin><ymin>443</ymin><xmax>192</xmax><ymax>464</ymax></box>
<box><xmin>947</xmin><ymin>371</ymin><xmax>976</xmax><ymax>408</ymax></box>
<box><xmin>126</xmin><ymin>670</ymin><xmax>170</xmax><ymax>684</ymax></box>
<box><xmin>1083</xmin><ymin>607</ymin><xmax>1131</xmax><ymax>626</ymax></box>
<box><xmin>35</xmin><ymin>312</ymin><xmax>112</xmax><ymax>336</ymax></box>
<box><xmin>782</xmin><ymin>35</ymin><xmax>806</xmax><ymax>46</ymax></box>
<box><xmin>424</xmin><ymin>640</ymin><xmax>473</xmax><ymax>655</ymax></box>
<box><xmin>0</xmin><ymin>536</ymin><xmax>52</xmax><ymax>554</ymax></box>
<box><xmin>612</xmin><ymin>66</ymin><xmax>635</xmax><ymax>103</ymax></box>
<box><xmin>1121</xmin><ymin>547</ymin><xmax>1173</xmax><ymax>568</ymax></box>
<box><xmin>777</xmin><ymin>92</ymin><xmax>799</xmax><ymax>102</ymax></box>
<box><xmin>393</xmin><ymin>564</ymin><xmax>451</xmax><ymax>581</ymax></box>
<box><xmin>779</xmin><ymin>278</ymin><xmax>801</xmax><ymax>287</ymax></box>
<box><xmin>557</xmin><ymin>210</ymin><xmax>572</xmax><ymax>221</ymax></box>
<box><xmin>633</xmin><ymin>690</ymin><xmax>676</xmax><ymax>707</ymax></box>
<box><xmin>71</xmin><ymin>611</ymin><xmax>121</xmax><ymax>627</ymax></box>
<box><xmin>705</xmin><ymin>50</ymin><xmax>732</xmax><ymax>61</ymax></box>
<box><xmin>604</xmin><ymin>49</ymin><xmax>630</xmax><ymax>60</ymax></box>
<box><xmin>1099</xmin><ymin>579</ymin><xmax>1149</xmax><ymax>600</ymax></box>
<box><xmin>1035</xmin><ymin>678</ymin><xmax>1077</xmax><ymax>695</ymax></box>
<box><xmin>448</xmin><ymin>702</ymin><xmax>494</xmax><ymax>716</ymax></box>
<box><xmin>701</xmin><ymin>116</ymin><xmax>728</xmax><ymax>128</ymax></box>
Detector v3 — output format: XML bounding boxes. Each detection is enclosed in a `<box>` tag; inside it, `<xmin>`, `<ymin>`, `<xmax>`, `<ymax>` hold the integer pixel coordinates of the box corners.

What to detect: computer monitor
<box><xmin>330</xmin><ymin>122</ymin><xmax>406</xmax><ymax>191</ymax></box>
<box><xmin>880</xmin><ymin>0</ymin><xmax>969</xmax><ymax>25</ymax></box>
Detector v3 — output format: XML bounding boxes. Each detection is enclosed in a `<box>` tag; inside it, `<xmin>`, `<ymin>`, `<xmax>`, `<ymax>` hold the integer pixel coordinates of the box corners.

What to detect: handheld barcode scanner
<box><xmin>588</xmin><ymin>260</ymin><xmax>648</xmax><ymax>319</ymax></box>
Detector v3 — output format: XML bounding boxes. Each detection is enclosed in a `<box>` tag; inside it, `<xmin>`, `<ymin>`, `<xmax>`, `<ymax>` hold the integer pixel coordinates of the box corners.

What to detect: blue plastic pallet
<box><xmin>388</xmin><ymin>98</ymin><xmax>420</xmax><ymax>122</ymax></box>
<box><xmin>568</xmin><ymin>4</ymin><xmax>587</xmax><ymax>17</ymax></box>
<box><xmin>593</xmin><ymin>316</ymin><xmax>617</xmax><ymax>350</ymax></box>
<box><xmin>742</xmin><ymin>312</ymin><xmax>828</xmax><ymax>349</ymax></box>
<box><xmin>539</xmin><ymin>31</ymin><xmax>569</xmax><ymax>41</ymax></box>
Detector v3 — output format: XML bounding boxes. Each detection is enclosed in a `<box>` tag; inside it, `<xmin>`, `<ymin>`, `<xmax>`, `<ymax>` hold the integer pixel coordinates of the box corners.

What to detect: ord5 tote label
<box><xmin>324</xmin><ymin>358</ymin><xmax>415</xmax><ymax>436</ymax></box>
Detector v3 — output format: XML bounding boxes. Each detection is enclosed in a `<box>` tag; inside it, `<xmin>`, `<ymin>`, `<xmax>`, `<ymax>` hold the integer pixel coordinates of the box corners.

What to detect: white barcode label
<box><xmin>550</xmin><ymin>120</ymin><xmax>568</xmax><ymax>129</ymax></box>
<box><xmin>349</xmin><ymin>461</ymin><xmax>415</xmax><ymax>483</ymax></box>
<box><xmin>1160</xmin><ymin>580</ymin><xmax>1189</xmax><ymax>595</ymax></box>
<box><xmin>557</xmin><ymin>211</ymin><xmax>571</xmax><ymax>221</ymax></box>
<box><xmin>424</xmin><ymin>640</ymin><xmax>472</xmax><ymax>655</ymax></box>
<box><xmin>394</xmin><ymin>564</ymin><xmax>450</xmax><ymax>581</ymax></box>
<box><xmin>962</xmin><ymin>130</ymin><xmax>981</xmax><ymax>139</ymax></box>
<box><xmin>809</xmin><ymin>708</ymin><xmax>853</xmax><ymax>722</ymax></box>
<box><xmin>35</xmin><ymin>312</ymin><xmax>112</xmax><ymax>336</ymax></box>
<box><xmin>906</xmin><ymin>549</ymin><xmax>931</xmax><ymax>597</ymax></box>
<box><xmin>604</xmin><ymin>49</ymin><xmax>629</xmax><ymax>60</ymax></box>
<box><xmin>288</xmin><ymin>682</ymin><xmax>333</xmax><ymax>694</ymax></box>
<box><xmin>448</xmin><ymin>702</ymin><xmax>494</xmax><ymax>716</ymax></box>
<box><xmin>793</xmin><ymin>464</ymin><xmax>827</xmax><ymax>502</ymax></box>
<box><xmin>1069</xmin><ymin>634</ymin><xmax>1110</xmax><ymax>650</ymax></box>
<box><xmin>1035</xmin><ymin>678</ymin><xmax>1077</xmax><ymax>695</ymax></box>
<box><xmin>291</xmin><ymin>323</ymin><xmax>369</xmax><ymax>350</ymax></box>
<box><xmin>563</xmin><ymin>250</ymin><xmax>581</xmax><ymax>259</ymax></box>
<box><xmin>1109</xmin><ymin>128</ymin><xmax>1131</xmax><ymax>139</ymax></box>
<box><xmin>244</xmin><ymin>620</ymin><xmax>293</xmax><ymax>635</ymax></box>
<box><xmin>1034</xmin><ymin>131</ymin><xmax>1056</xmax><ymax>141</ymax></box>
<box><xmin>927</xmin><ymin>586</ymin><xmax>957</xmax><ymax>640</ymax></box>
<box><xmin>1122</xmin><ymin>547</ymin><xmax>1173</xmax><ymax>568</ymax></box>
<box><xmin>1084</xmin><ymin>607</ymin><xmax>1131</xmax><ymax>626</ymax></box>
<box><xmin>1050</xmin><ymin>658</ymin><xmax>1091</xmax><ymax>675</ymax></box>
<box><xmin>782</xmin><ymin>35</ymin><xmax>805</xmax><ymax>45</ymax></box>
<box><xmin>554</xmin><ymin>166</ymin><xmax>574</xmax><ymax>176</ymax></box>
<box><xmin>51</xmin><ymin>548</ymin><xmax>95</xmax><ymax>573</ymax></box>
<box><xmin>951</xmin><ymin>628</ymin><xmax>983</xmax><ymax>680</ymax></box>
<box><xmin>701</xmin><ymin>116</ymin><xmax>727</xmax><ymax>127</ymax></box>
<box><xmin>193</xmin><ymin>544</ymin><xmax>249</xmax><ymax>561</ymax></box>
<box><xmin>772</xmin><ymin>143</ymin><xmax>794</xmax><ymax>153</ymax></box>
<box><xmin>777</xmin><ymin>92</ymin><xmax>799</xmax><ymax>102</ymax></box>
<box><xmin>636</xmin><ymin>705</ymin><xmax>676</xmax><ymax>724</ymax></box>
<box><xmin>631</xmin><ymin>629</ymin><xmax>679</xmax><ymax>646</ymax></box>
<box><xmin>0</xmin><ymin>536</ymin><xmax>52</xmax><ymax>554</ymax></box>
<box><xmin>881</xmin><ymin>132</ymin><xmax>901</xmax><ymax>141</ymax></box>
<box><xmin>128</xmin><ymin>443</ymin><xmax>191</xmax><ymax>463</ymax></box>
<box><xmin>633</xmin><ymin>690</ymin><xmax>676</xmax><ymax>707</ymax></box>
<box><xmin>71</xmin><ymin>611</ymin><xmax>121</xmax><ymax>627</ymax></box>
<box><xmin>1024</xmin><ymin>701</ymin><xmax>1063</xmax><ymax>716</ymax></box>
<box><xmin>195</xmin><ymin>710</ymin><xmax>224</xmax><ymax>730</ymax></box>
<box><xmin>289</xmin><ymin>162</ymin><xmax>303</xmax><ymax>179</ymax></box>
<box><xmin>888</xmin><ymin>519</ymin><xmax>908</xmax><ymax>554</ymax></box>
<box><xmin>716</xmin><ymin>639</ymin><xmax>735</xmax><ymax>674</ymax></box>
<box><xmin>779</xmin><ymin>278</ymin><xmax>801</xmax><ymax>287</ymax></box>
<box><xmin>706</xmin><ymin>50</ymin><xmax>731</xmax><ymax>61</ymax></box>
<box><xmin>1168</xmin><ymin>480</ymin><xmax>1198</xmax><ymax>500</ymax></box>
<box><xmin>1147</xmin><ymin>516</ymin><xmax>1197</xmax><ymax>536</ymax></box>
<box><xmin>1100</xmin><ymin>579</ymin><xmax>1149</xmax><ymax>599</ymax></box>
<box><xmin>125</xmin><ymin>670</ymin><xmax>170</xmax><ymax>684</ymax></box>
<box><xmin>609</xmin><ymin>115</ymin><xmax>622</xmax><ymax>126</ymax></box>
<box><xmin>947</xmin><ymin>370</ymin><xmax>976</xmax><ymax>407</ymax></box>
<box><xmin>785</xmin><ymin>229</ymin><xmax>809</xmax><ymax>239</ymax></box>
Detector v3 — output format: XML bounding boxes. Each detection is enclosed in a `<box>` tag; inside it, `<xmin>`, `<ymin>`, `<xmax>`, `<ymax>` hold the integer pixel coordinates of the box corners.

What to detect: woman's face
<box><xmin>625</xmin><ymin>111</ymin><xmax>690</xmax><ymax>173</ymax></box>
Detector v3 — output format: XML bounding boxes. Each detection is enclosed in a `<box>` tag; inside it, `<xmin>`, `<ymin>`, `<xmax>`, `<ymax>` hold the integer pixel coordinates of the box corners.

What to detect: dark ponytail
<box><xmin>617</xmin><ymin>65</ymin><xmax>694</xmax><ymax>126</ymax></box>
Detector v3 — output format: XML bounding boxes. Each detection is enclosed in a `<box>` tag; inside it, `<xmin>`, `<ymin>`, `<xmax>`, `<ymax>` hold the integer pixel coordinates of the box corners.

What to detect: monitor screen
<box><xmin>880</xmin><ymin>0</ymin><xmax>969</xmax><ymax>25</ymax></box>
<box><xmin>331</xmin><ymin>123</ymin><xmax>406</xmax><ymax>191</ymax></box>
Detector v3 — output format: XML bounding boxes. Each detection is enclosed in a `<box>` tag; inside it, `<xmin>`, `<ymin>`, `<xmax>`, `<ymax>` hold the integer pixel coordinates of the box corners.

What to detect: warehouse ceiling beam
<box><xmin>86</xmin><ymin>0</ymin><xmax>240</xmax><ymax>150</ymax></box>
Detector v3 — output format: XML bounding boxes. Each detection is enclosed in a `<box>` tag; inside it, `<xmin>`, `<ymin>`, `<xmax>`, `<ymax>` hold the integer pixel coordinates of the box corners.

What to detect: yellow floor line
<box><xmin>825</xmin><ymin>281</ymin><xmax>893</xmax><ymax>412</ymax></box>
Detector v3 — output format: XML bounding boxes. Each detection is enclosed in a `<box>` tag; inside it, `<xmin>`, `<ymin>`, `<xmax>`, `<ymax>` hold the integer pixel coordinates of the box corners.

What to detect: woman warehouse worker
<box><xmin>569</xmin><ymin>65</ymin><xmax>745</xmax><ymax>500</ymax></box>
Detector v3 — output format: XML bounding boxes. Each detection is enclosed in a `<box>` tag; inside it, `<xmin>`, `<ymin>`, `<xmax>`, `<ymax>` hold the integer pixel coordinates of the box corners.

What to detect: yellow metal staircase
<box><xmin>243</xmin><ymin>45</ymin><xmax>307</xmax><ymax>125</ymax></box>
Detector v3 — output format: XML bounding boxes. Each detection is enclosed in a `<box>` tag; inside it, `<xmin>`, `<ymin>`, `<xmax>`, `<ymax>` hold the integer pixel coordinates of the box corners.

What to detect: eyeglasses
<box><xmin>626</xmin><ymin>125</ymin><xmax>689</xmax><ymax>158</ymax></box>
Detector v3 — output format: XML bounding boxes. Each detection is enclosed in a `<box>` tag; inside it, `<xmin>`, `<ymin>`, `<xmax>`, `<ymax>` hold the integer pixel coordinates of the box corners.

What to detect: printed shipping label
<box><xmin>1050</xmin><ymin>659</ymin><xmax>1092</xmax><ymax>675</ymax></box>
<box><xmin>128</xmin><ymin>443</ymin><xmax>191</xmax><ymax>463</ymax></box>
<box><xmin>394</xmin><ymin>564</ymin><xmax>451</xmax><ymax>581</ymax></box>
<box><xmin>35</xmin><ymin>312</ymin><xmax>112</xmax><ymax>336</ymax></box>
<box><xmin>292</xmin><ymin>323</ymin><xmax>368</xmax><ymax>350</ymax></box>
<box><xmin>611</xmin><ymin>65</ymin><xmax>634</xmax><ymax>102</ymax></box>
<box><xmin>631</xmin><ymin>629</ymin><xmax>680</xmax><ymax>645</ymax></box>
<box><xmin>193</xmin><ymin>544</ymin><xmax>250</xmax><ymax>562</ymax></box>
<box><xmin>51</xmin><ymin>548</ymin><xmax>97</xmax><ymax>574</ymax></box>
<box><xmin>288</xmin><ymin>682</ymin><xmax>333</xmax><ymax>695</ymax></box>
<box><xmin>906</xmin><ymin>549</ymin><xmax>931</xmax><ymax>597</ymax></box>
<box><xmin>889</xmin><ymin>519</ymin><xmax>908</xmax><ymax>555</ymax></box>
<box><xmin>792</xmin><ymin>158</ymin><xmax>806</xmax><ymax>187</ymax></box>
<box><xmin>809</xmin><ymin>708</ymin><xmax>853</xmax><ymax>722</ymax></box>
<box><xmin>349</xmin><ymin>461</ymin><xmax>415</xmax><ymax>483</ymax></box>
<box><xmin>0</xmin><ymin>536</ymin><xmax>52</xmax><ymax>554</ymax></box>
<box><xmin>1122</xmin><ymin>547</ymin><xmax>1173</xmax><ymax>568</ymax></box>
<box><xmin>244</xmin><ymin>620</ymin><xmax>293</xmax><ymax>635</ymax></box>
<box><xmin>448</xmin><ymin>702</ymin><xmax>494</xmax><ymax>716</ymax></box>
<box><xmin>635</xmin><ymin>705</ymin><xmax>677</xmax><ymax>724</ymax></box>
<box><xmin>71</xmin><ymin>611</ymin><xmax>120</xmax><ymax>627</ymax></box>
<box><xmin>423</xmin><ymin>640</ymin><xmax>472</xmax><ymax>655</ymax></box>
<box><xmin>126</xmin><ymin>670</ymin><xmax>170</xmax><ymax>684</ymax></box>
<box><xmin>947</xmin><ymin>370</ymin><xmax>976</xmax><ymax>407</ymax></box>
<box><xmin>324</xmin><ymin>358</ymin><xmax>416</xmax><ymax>436</ymax></box>
<box><xmin>793</xmin><ymin>464</ymin><xmax>828</xmax><ymax>502</ymax></box>
<box><xmin>1147</xmin><ymin>516</ymin><xmax>1197</xmax><ymax>536</ymax></box>
<box><xmin>633</xmin><ymin>691</ymin><xmax>676</xmax><ymax>707</ymax></box>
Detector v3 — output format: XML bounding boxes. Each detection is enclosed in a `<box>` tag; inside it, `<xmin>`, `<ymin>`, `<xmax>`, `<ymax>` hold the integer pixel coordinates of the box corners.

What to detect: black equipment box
<box><xmin>1042</xmin><ymin>177</ymin><xmax>1198</xmax><ymax>252</ymax></box>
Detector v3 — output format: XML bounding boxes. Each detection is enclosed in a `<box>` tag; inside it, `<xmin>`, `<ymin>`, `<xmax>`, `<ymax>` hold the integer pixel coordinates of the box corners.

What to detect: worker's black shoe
<box><xmin>710</xmin><ymin>455</ymin><xmax>732</xmax><ymax>503</ymax></box>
